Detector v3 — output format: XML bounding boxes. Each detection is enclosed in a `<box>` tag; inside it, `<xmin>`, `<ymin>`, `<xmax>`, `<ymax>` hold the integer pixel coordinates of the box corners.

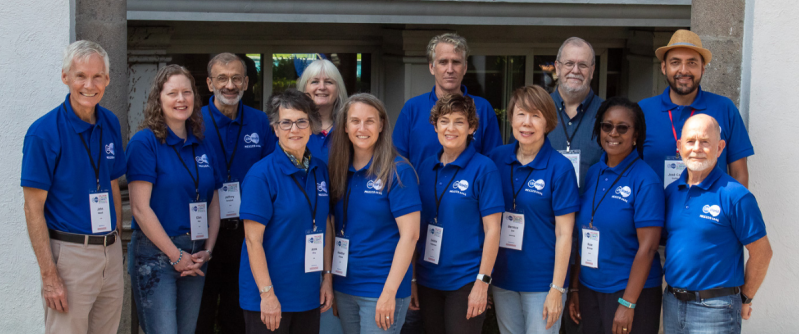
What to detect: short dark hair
<box><xmin>592</xmin><ymin>97</ymin><xmax>647</xmax><ymax>159</ymax></box>
<box><xmin>207</xmin><ymin>52</ymin><xmax>247</xmax><ymax>77</ymax></box>
<box><xmin>429</xmin><ymin>94</ymin><xmax>479</xmax><ymax>144</ymax></box>
<box><xmin>266</xmin><ymin>89</ymin><xmax>322</xmax><ymax>134</ymax></box>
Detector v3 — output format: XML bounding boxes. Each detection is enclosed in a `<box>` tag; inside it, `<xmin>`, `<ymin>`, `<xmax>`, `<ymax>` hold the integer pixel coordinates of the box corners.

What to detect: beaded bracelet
<box><xmin>170</xmin><ymin>248</ymin><xmax>183</xmax><ymax>266</ymax></box>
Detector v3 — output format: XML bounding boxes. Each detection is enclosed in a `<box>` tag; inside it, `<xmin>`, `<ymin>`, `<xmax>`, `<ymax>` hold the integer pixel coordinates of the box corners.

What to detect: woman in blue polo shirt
<box><xmin>567</xmin><ymin>97</ymin><xmax>664</xmax><ymax>334</ymax></box>
<box><xmin>127</xmin><ymin>64</ymin><xmax>223</xmax><ymax>334</ymax></box>
<box><xmin>299</xmin><ymin>59</ymin><xmax>348</xmax><ymax>163</ymax></box>
<box><xmin>487</xmin><ymin>85</ymin><xmax>580</xmax><ymax>334</ymax></box>
<box><xmin>414</xmin><ymin>94</ymin><xmax>503</xmax><ymax>334</ymax></box>
<box><xmin>327</xmin><ymin>94</ymin><xmax>421</xmax><ymax>334</ymax></box>
<box><xmin>239</xmin><ymin>89</ymin><xmax>333</xmax><ymax>334</ymax></box>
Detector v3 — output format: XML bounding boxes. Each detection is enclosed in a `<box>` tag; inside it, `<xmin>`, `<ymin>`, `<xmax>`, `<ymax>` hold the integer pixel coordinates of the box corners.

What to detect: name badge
<box><xmin>424</xmin><ymin>225</ymin><xmax>443</xmax><ymax>264</ymax></box>
<box><xmin>332</xmin><ymin>237</ymin><xmax>349</xmax><ymax>277</ymax></box>
<box><xmin>499</xmin><ymin>212</ymin><xmax>524</xmax><ymax>250</ymax></box>
<box><xmin>664</xmin><ymin>156</ymin><xmax>686</xmax><ymax>188</ymax></box>
<box><xmin>88</xmin><ymin>192</ymin><xmax>112</xmax><ymax>233</ymax></box>
<box><xmin>305</xmin><ymin>232</ymin><xmax>324</xmax><ymax>273</ymax></box>
<box><xmin>559</xmin><ymin>150</ymin><xmax>581</xmax><ymax>187</ymax></box>
<box><xmin>580</xmin><ymin>228</ymin><xmax>600</xmax><ymax>269</ymax></box>
<box><xmin>189</xmin><ymin>202</ymin><xmax>209</xmax><ymax>240</ymax></box>
<box><xmin>219</xmin><ymin>181</ymin><xmax>241</xmax><ymax>219</ymax></box>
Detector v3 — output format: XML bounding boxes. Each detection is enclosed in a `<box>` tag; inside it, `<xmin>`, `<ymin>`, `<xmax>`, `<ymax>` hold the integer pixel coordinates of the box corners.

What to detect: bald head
<box><xmin>678</xmin><ymin>114</ymin><xmax>725</xmax><ymax>173</ymax></box>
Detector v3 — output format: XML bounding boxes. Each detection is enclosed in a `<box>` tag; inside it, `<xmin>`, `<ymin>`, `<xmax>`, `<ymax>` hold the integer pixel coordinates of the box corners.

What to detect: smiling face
<box><xmin>160</xmin><ymin>74</ymin><xmax>195</xmax><ymax>126</ymax></box>
<box><xmin>555</xmin><ymin>43</ymin><xmax>594</xmax><ymax>95</ymax></box>
<box><xmin>429</xmin><ymin>42</ymin><xmax>467</xmax><ymax>94</ymax></box>
<box><xmin>435</xmin><ymin>110</ymin><xmax>475</xmax><ymax>153</ymax></box>
<box><xmin>678</xmin><ymin>116</ymin><xmax>725</xmax><ymax>172</ymax></box>
<box><xmin>274</xmin><ymin>107</ymin><xmax>312</xmax><ymax>155</ymax></box>
<box><xmin>61</xmin><ymin>53</ymin><xmax>110</xmax><ymax>112</ymax></box>
<box><xmin>207</xmin><ymin>60</ymin><xmax>248</xmax><ymax>106</ymax></box>
<box><xmin>511</xmin><ymin>106</ymin><xmax>547</xmax><ymax>148</ymax></box>
<box><xmin>345</xmin><ymin>102</ymin><xmax>383</xmax><ymax>154</ymax></box>
<box><xmin>304</xmin><ymin>71</ymin><xmax>339</xmax><ymax>110</ymax></box>
<box><xmin>600</xmin><ymin>106</ymin><xmax>637</xmax><ymax>159</ymax></box>
<box><xmin>662</xmin><ymin>48</ymin><xmax>705</xmax><ymax>96</ymax></box>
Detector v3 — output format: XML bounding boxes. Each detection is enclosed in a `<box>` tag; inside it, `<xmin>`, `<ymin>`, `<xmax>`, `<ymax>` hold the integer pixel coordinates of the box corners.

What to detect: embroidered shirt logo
<box><xmin>105</xmin><ymin>143</ymin><xmax>115</xmax><ymax>155</ymax></box>
<box><xmin>615</xmin><ymin>186</ymin><xmax>632</xmax><ymax>198</ymax></box>
<box><xmin>702</xmin><ymin>205</ymin><xmax>721</xmax><ymax>217</ymax></box>
<box><xmin>367</xmin><ymin>179</ymin><xmax>384</xmax><ymax>191</ymax></box>
<box><xmin>317</xmin><ymin>181</ymin><xmax>328</xmax><ymax>193</ymax></box>
<box><xmin>453</xmin><ymin>180</ymin><xmax>469</xmax><ymax>191</ymax></box>
<box><xmin>196</xmin><ymin>154</ymin><xmax>209</xmax><ymax>164</ymax></box>
<box><xmin>244</xmin><ymin>133</ymin><xmax>260</xmax><ymax>144</ymax></box>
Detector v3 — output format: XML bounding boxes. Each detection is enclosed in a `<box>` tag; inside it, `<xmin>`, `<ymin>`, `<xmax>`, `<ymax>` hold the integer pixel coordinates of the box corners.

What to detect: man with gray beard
<box><xmin>197</xmin><ymin>52</ymin><xmax>277</xmax><ymax>334</ymax></box>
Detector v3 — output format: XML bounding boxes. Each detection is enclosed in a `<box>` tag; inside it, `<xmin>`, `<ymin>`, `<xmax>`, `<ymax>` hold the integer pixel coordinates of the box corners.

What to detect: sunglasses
<box><xmin>600</xmin><ymin>122</ymin><xmax>631</xmax><ymax>135</ymax></box>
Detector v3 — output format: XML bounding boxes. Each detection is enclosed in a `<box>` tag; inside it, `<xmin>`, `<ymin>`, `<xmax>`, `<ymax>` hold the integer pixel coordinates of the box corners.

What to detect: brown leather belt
<box><xmin>668</xmin><ymin>285</ymin><xmax>740</xmax><ymax>302</ymax></box>
<box><xmin>49</xmin><ymin>229</ymin><xmax>117</xmax><ymax>246</ymax></box>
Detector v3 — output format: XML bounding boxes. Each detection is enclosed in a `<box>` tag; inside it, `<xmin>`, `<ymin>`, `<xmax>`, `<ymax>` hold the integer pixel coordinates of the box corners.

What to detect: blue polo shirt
<box><xmin>21</xmin><ymin>94</ymin><xmax>126</xmax><ymax>234</ymax></box>
<box><xmin>576</xmin><ymin>150</ymin><xmax>665</xmax><ymax>293</ymax></box>
<box><xmin>393</xmin><ymin>85</ymin><xmax>503</xmax><ymax>169</ymax></box>
<box><xmin>202</xmin><ymin>96</ymin><xmax>277</xmax><ymax>182</ymax></box>
<box><xmin>639</xmin><ymin>87</ymin><xmax>754</xmax><ymax>185</ymax></box>
<box><xmin>416</xmin><ymin>145</ymin><xmax>505</xmax><ymax>291</ymax></box>
<box><xmin>487</xmin><ymin>139</ymin><xmax>580</xmax><ymax>292</ymax></box>
<box><xmin>239</xmin><ymin>145</ymin><xmax>330</xmax><ymax>312</ymax></box>
<box><xmin>332</xmin><ymin>157</ymin><xmax>421</xmax><ymax>298</ymax></box>
<box><xmin>663</xmin><ymin>166</ymin><xmax>766</xmax><ymax>291</ymax></box>
<box><xmin>126</xmin><ymin>128</ymin><xmax>223</xmax><ymax>236</ymax></box>
<box><xmin>548</xmin><ymin>89</ymin><xmax>604</xmax><ymax>193</ymax></box>
<box><xmin>307</xmin><ymin>128</ymin><xmax>333</xmax><ymax>163</ymax></box>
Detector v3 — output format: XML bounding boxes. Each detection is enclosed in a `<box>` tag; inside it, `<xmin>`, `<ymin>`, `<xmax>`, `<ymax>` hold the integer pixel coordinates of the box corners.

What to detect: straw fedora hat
<box><xmin>655</xmin><ymin>29</ymin><xmax>713</xmax><ymax>64</ymax></box>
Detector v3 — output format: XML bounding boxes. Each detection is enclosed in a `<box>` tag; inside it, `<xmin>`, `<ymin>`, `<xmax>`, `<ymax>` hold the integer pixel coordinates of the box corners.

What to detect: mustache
<box><xmin>674</xmin><ymin>74</ymin><xmax>694</xmax><ymax>80</ymax></box>
<box><xmin>566</xmin><ymin>74</ymin><xmax>584</xmax><ymax>80</ymax></box>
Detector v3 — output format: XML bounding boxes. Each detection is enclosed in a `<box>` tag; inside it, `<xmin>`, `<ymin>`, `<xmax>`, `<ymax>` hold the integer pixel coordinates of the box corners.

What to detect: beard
<box><xmin>213</xmin><ymin>86</ymin><xmax>244</xmax><ymax>105</ymax></box>
<box><xmin>684</xmin><ymin>155</ymin><xmax>713</xmax><ymax>172</ymax></box>
<box><xmin>559</xmin><ymin>74</ymin><xmax>590</xmax><ymax>95</ymax></box>
<box><xmin>667</xmin><ymin>73</ymin><xmax>702</xmax><ymax>96</ymax></box>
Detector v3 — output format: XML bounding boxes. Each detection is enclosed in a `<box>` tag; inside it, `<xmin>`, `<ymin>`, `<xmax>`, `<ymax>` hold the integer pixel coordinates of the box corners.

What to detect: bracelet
<box><xmin>412</xmin><ymin>278</ymin><xmax>417</xmax><ymax>283</ymax></box>
<box><xmin>618</xmin><ymin>298</ymin><xmax>636</xmax><ymax>309</ymax></box>
<box><xmin>550</xmin><ymin>283</ymin><xmax>567</xmax><ymax>294</ymax></box>
<box><xmin>260</xmin><ymin>285</ymin><xmax>273</xmax><ymax>295</ymax></box>
<box><xmin>322</xmin><ymin>270</ymin><xmax>332</xmax><ymax>275</ymax></box>
<box><xmin>569</xmin><ymin>288</ymin><xmax>579</xmax><ymax>294</ymax></box>
<box><xmin>204</xmin><ymin>249</ymin><xmax>213</xmax><ymax>260</ymax></box>
<box><xmin>169</xmin><ymin>249</ymin><xmax>183</xmax><ymax>266</ymax></box>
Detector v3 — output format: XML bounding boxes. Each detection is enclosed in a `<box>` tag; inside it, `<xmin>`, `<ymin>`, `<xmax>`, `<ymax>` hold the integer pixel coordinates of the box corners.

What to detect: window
<box><xmin>463</xmin><ymin>56</ymin><xmax>526</xmax><ymax>144</ymax></box>
<box><xmin>272</xmin><ymin>53</ymin><xmax>371</xmax><ymax>96</ymax></box>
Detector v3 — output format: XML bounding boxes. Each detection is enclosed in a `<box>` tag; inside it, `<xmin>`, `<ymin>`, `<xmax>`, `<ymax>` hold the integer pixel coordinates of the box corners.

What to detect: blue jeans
<box><xmin>320</xmin><ymin>307</ymin><xmax>344</xmax><ymax>334</ymax></box>
<box><xmin>492</xmin><ymin>286</ymin><xmax>566</xmax><ymax>334</ymax></box>
<box><xmin>663</xmin><ymin>288</ymin><xmax>742</xmax><ymax>334</ymax></box>
<box><xmin>128</xmin><ymin>230</ymin><xmax>207</xmax><ymax>334</ymax></box>
<box><xmin>334</xmin><ymin>291</ymin><xmax>410</xmax><ymax>334</ymax></box>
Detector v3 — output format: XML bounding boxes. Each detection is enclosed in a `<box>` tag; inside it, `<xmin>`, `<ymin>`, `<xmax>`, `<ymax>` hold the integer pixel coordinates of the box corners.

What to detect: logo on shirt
<box><xmin>105</xmin><ymin>143</ymin><xmax>115</xmax><ymax>156</ymax></box>
<box><xmin>367</xmin><ymin>179</ymin><xmax>384</xmax><ymax>191</ymax></box>
<box><xmin>616</xmin><ymin>186</ymin><xmax>632</xmax><ymax>198</ymax></box>
<box><xmin>244</xmin><ymin>133</ymin><xmax>260</xmax><ymax>144</ymax></box>
<box><xmin>317</xmin><ymin>181</ymin><xmax>329</xmax><ymax>196</ymax></box>
<box><xmin>453</xmin><ymin>180</ymin><xmax>469</xmax><ymax>191</ymax></box>
<box><xmin>525</xmin><ymin>179</ymin><xmax>545</xmax><ymax>195</ymax></box>
<box><xmin>702</xmin><ymin>205</ymin><xmax>721</xmax><ymax>217</ymax></box>
<box><xmin>196</xmin><ymin>154</ymin><xmax>210</xmax><ymax>166</ymax></box>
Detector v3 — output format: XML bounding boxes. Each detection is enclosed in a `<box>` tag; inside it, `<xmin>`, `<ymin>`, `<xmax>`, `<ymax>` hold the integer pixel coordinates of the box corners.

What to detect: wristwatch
<box><xmin>550</xmin><ymin>283</ymin><xmax>567</xmax><ymax>294</ymax></box>
<box><xmin>741</xmin><ymin>292</ymin><xmax>753</xmax><ymax>304</ymax></box>
<box><xmin>476</xmin><ymin>274</ymin><xmax>492</xmax><ymax>285</ymax></box>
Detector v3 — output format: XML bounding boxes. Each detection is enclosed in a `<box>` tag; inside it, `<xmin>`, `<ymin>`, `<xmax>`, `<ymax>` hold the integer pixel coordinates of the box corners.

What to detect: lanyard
<box><xmin>510</xmin><ymin>165</ymin><xmax>534</xmax><ymax>211</ymax></box>
<box><xmin>340</xmin><ymin>172</ymin><xmax>355</xmax><ymax>236</ymax></box>
<box><xmin>590</xmin><ymin>157</ymin><xmax>639</xmax><ymax>228</ymax></box>
<box><xmin>291</xmin><ymin>171</ymin><xmax>319</xmax><ymax>231</ymax></box>
<box><xmin>667</xmin><ymin>109</ymin><xmax>695</xmax><ymax>154</ymax></box>
<box><xmin>433</xmin><ymin>167</ymin><xmax>460</xmax><ymax>223</ymax></box>
<box><xmin>172</xmin><ymin>145</ymin><xmax>200</xmax><ymax>201</ymax></box>
<box><xmin>65</xmin><ymin>103</ymin><xmax>104</xmax><ymax>191</ymax></box>
<box><xmin>209</xmin><ymin>104</ymin><xmax>244</xmax><ymax>181</ymax></box>
<box><xmin>557</xmin><ymin>93</ymin><xmax>593</xmax><ymax>151</ymax></box>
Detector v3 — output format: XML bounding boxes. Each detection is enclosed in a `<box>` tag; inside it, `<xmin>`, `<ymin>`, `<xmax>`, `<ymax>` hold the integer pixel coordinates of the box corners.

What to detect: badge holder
<box><xmin>88</xmin><ymin>187</ymin><xmax>113</xmax><ymax>234</ymax></box>
<box><xmin>305</xmin><ymin>227</ymin><xmax>324</xmax><ymax>273</ymax></box>
<box><xmin>219</xmin><ymin>180</ymin><xmax>241</xmax><ymax>219</ymax></box>
<box><xmin>580</xmin><ymin>224</ymin><xmax>599</xmax><ymax>269</ymax></box>
<box><xmin>664</xmin><ymin>155</ymin><xmax>686</xmax><ymax>188</ymax></box>
<box><xmin>499</xmin><ymin>209</ymin><xmax>525</xmax><ymax>251</ymax></box>
<box><xmin>189</xmin><ymin>200</ymin><xmax>209</xmax><ymax>240</ymax></box>
<box><xmin>424</xmin><ymin>219</ymin><xmax>443</xmax><ymax>265</ymax></box>
<box><xmin>332</xmin><ymin>232</ymin><xmax>350</xmax><ymax>277</ymax></box>
<box><xmin>558</xmin><ymin>150</ymin><xmax>581</xmax><ymax>187</ymax></box>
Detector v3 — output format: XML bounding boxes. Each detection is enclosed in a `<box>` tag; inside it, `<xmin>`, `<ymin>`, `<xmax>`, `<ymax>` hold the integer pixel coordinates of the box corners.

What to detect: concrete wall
<box><xmin>0</xmin><ymin>0</ymin><xmax>73</xmax><ymax>332</ymax></box>
<box><xmin>742</xmin><ymin>0</ymin><xmax>799</xmax><ymax>332</ymax></box>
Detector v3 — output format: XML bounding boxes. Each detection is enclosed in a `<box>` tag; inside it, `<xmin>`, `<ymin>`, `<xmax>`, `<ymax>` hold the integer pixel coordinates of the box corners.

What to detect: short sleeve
<box><xmin>240</xmin><ymin>170</ymin><xmax>274</xmax><ymax>226</ymax></box>
<box><xmin>477</xmin><ymin>170</ymin><xmax>505</xmax><ymax>217</ymax></box>
<box><xmin>21</xmin><ymin>134</ymin><xmax>58</xmax><ymax>190</ymax></box>
<box><xmin>393</xmin><ymin>104</ymin><xmax>412</xmax><ymax>160</ymax></box>
<box><xmin>388</xmin><ymin>163</ymin><xmax>422</xmax><ymax>218</ymax></box>
<box><xmin>211</xmin><ymin>150</ymin><xmax>225</xmax><ymax>190</ymax></box>
<box><xmin>552</xmin><ymin>167</ymin><xmax>580</xmax><ymax>216</ymax></box>
<box><xmin>476</xmin><ymin>101</ymin><xmax>503</xmax><ymax>155</ymax></box>
<box><xmin>633</xmin><ymin>182</ymin><xmax>666</xmax><ymax>228</ymax></box>
<box><xmin>261</xmin><ymin>125</ymin><xmax>278</xmax><ymax>158</ymax></box>
<box><xmin>110</xmin><ymin>129</ymin><xmax>127</xmax><ymax>180</ymax></box>
<box><xmin>731</xmin><ymin>193</ymin><xmax>767</xmax><ymax>245</ymax></box>
<box><xmin>723</xmin><ymin>105</ymin><xmax>755</xmax><ymax>163</ymax></box>
<box><xmin>125</xmin><ymin>134</ymin><xmax>157</xmax><ymax>184</ymax></box>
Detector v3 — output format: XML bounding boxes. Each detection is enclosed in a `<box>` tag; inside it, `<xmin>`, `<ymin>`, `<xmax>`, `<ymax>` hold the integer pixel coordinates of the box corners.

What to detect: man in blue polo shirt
<box><xmin>663</xmin><ymin>115</ymin><xmax>771</xmax><ymax>333</ymax></box>
<box><xmin>197</xmin><ymin>52</ymin><xmax>278</xmax><ymax>334</ymax></box>
<box><xmin>639</xmin><ymin>29</ymin><xmax>753</xmax><ymax>189</ymax></box>
<box><xmin>22</xmin><ymin>41</ymin><xmax>126</xmax><ymax>333</ymax></box>
<box><xmin>393</xmin><ymin>33</ymin><xmax>503</xmax><ymax>170</ymax></box>
<box><xmin>548</xmin><ymin>37</ymin><xmax>604</xmax><ymax>193</ymax></box>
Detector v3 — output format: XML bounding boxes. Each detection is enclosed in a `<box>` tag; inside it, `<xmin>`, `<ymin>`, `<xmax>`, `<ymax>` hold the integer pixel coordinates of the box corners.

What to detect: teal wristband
<box><xmin>618</xmin><ymin>298</ymin><xmax>636</xmax><ymax>309</ymax></box>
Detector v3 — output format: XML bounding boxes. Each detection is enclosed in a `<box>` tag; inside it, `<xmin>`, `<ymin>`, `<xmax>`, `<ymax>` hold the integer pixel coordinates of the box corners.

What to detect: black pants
<box><xmin>579</xmin><ymin>283</ymin><xmax>662</xmax><ymax>334</ymax></box>
<box><xmin>244</xmin><ymin>308</ymin><xmax>320</xmax><ymax>334</ymax></box>
<box><xmin>417</xmin><ymin>282</ymin><xmax>485</xmax><ymax>334</ymax></box>
<box><xmin>196</xmin><ymin>220</ymin><xmax>245</xmax><ymax>334</ymax></box>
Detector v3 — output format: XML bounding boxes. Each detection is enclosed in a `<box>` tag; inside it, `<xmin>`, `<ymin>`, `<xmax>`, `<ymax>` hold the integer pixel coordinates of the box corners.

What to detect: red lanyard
<box><xmin>667</xmin><ymin>109</ymin><xmax>695</xmax><ymax>153</ymax></box>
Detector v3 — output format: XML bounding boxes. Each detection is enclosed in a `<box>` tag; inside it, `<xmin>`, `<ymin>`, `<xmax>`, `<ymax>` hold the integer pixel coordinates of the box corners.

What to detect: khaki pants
<box><xmin>44</xmin><ymin>238</ymin><xmax>124</xmax><ymax>334</ymax></box>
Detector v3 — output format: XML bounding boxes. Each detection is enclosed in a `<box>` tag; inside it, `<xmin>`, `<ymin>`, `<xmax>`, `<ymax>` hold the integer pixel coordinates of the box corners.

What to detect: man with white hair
<box><xmin>662</xmin><ymin>114</ymin><xmax>771</xmax><ymax>333</ymax></box>
<box><xmin>197</xmin><ymin>52</ymin><xmax>277</xmax><ymax>334</ymax></box>
<box><xmin>22</xmin><ymin>40</ymin><xmax>126</xmax><ymax>333</ymax></box>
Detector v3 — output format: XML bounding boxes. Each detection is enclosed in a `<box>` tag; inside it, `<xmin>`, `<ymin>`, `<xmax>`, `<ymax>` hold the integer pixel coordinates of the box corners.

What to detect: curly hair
<box><xmin>139</xmin><ymin>64</ymin><xmax>204</xmax><ymax>143</ymax></box>
<box><xmin>429</xmin><ymin>94</ymin><xmax>479</xmax><ymax>144</ymax></box>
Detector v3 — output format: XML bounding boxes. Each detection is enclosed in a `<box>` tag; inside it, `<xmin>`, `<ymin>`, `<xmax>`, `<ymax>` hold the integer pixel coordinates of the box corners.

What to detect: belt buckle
<box><xmin>672</xmin><ymin>288</ymin><xmax>695</xmax><ymax>302</ymax></box>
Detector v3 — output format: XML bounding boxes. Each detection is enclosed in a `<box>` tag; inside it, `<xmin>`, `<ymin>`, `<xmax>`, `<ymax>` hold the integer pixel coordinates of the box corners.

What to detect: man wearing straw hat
<box><xmin>638</xmin><ymin>29</ymin><xmax>753</xmax><ymax>190</ymax></box>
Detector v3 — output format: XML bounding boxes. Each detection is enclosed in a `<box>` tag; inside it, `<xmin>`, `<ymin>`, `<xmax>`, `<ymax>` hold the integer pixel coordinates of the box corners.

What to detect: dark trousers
<box><xmin>244</xmin><ymin>308</ymin><xmax>321</xmax><ymax>334</ymax></box>
<box><xmin>196</xmin><ymin>221</ymin><xmax>245</xmax><ymax>334</ymax></box>
<box><xmin>417</xmin><ymin>282</ymin><xmax>485</xmax><ymax>334</ymax></box>
<box><xmin>400</xmin><ymin>308</ymin><xmax>424</xmax><ymax>334</ymax></box>
<box><xmin>579</xmin><ymin>283</ymin><xmax>662</xmax><ymax>334</ymax></box>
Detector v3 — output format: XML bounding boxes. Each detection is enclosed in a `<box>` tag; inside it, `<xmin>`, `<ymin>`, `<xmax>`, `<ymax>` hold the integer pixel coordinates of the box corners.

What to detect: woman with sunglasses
<box><xmin>567</xmin><ymin>97</ymin><xmax>665</xmax><ymax>334</ymax></box>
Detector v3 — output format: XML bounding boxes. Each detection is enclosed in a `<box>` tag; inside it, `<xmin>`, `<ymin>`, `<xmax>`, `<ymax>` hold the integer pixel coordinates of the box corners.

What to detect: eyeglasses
<box><xmin>278</xmin><ymin>119</ymin><xmax>310</xmax><ymax>131</ymax></box>
<box><xmin>557</xmin><ymin>61</ymin><xmax>591</xmax><ymax>71</ymax></box>
<box><xmin>212</xmin><ymin>75</ymin><xmax>244</xmax><ymax>86</ymax></box>
<box><xmin>600</xmin><ymin>122</ymin><xmax>631</xmax><ymax>134</ymax></box>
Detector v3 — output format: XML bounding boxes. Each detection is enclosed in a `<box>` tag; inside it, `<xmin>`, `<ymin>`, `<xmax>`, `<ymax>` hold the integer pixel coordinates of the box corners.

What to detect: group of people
<box><xmin>22</xmin><ymin>29</ymin><xmax>771</xmax><ymax>334</ymax></box>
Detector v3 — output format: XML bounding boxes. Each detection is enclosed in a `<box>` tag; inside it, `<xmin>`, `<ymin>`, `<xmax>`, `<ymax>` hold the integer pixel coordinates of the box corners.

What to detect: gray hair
<box><xmin>62</xmin><ymin>40</ymin><xmax>110</xmax><ymax>74</ymax></box>
<box><xmin>296</xmin><ymin>59</ymin><xmax>348</xmax><ymax>120</ymax></box>
<box><xmin>267</xmin><ymin>89</ymin><xmax>322</xmax><ymax>134</ymax></box>
<box><xmin>427</xmin><ymin>33</ymin><xmax>470</xmax><ymax>64</ymax></box>
<box><xmin>207</xmin><ymin>52</ymin><xmax>247</xmax><ymax>77</ymax></box>
<box><xmin>556</xmin><ymin>37</ymin><xmax>596</xmax><ymax>65</ymax></box>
